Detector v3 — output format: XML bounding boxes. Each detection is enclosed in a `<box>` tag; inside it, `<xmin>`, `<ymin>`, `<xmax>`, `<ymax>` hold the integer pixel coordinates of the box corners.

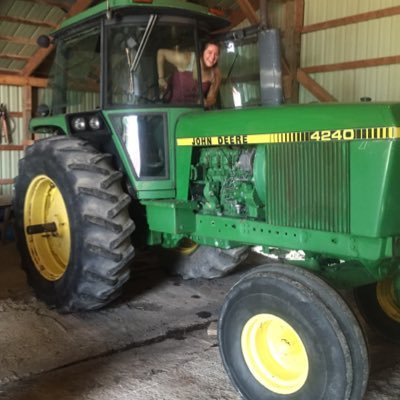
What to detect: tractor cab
<box><xmin>33</xmin><ymin>1</ymin><xmax>230</xmax><ymax>198</ymax></box>
<box><xmin>40</xmin><ymin>1</ymin><xmax>230</xmax><ymax>115</ymax></box>
<box><xmin>50</xmin><ymin>13</ymin><xmax>210</xmax><ymax>112</ymax></box>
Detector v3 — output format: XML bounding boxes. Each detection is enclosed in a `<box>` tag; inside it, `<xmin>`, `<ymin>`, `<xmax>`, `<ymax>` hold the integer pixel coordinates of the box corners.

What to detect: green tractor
<box><xmin>13</xmin><ymin>0</ymin><xmax>400</xmax><ymax>398</ymax></box>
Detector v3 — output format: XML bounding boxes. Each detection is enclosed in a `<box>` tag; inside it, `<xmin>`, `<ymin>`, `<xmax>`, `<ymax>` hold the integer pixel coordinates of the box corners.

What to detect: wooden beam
<box><xmin>259</xmin><ymin>0</ymin><xmax>268</xmax><ymax>28</ymax></box>
<box><xmin>295</xmin><ymin>0</ymin><xmax>305</xmax><ymax>33</ymax></box>
<box><xmin>282</xmin><ymin>0</ymin><xmax>304</xmax><ymax>103</ymax></box>
<box><xmin>0</xmin><ymin>54</ymin><xmax>31</xmax><ymax>62</ymax></box>
<box><xmin>22</xmin><ymin>0</ymin><xmax>94</xmax><ymax>77</ymax></box>
<box><xmin>23</xmin><ymin>86</ymin><xmax>33</xmax><ymax>142</ymax></box>
<box><xmin>0</xmin><ymin>35</ymin><xmax>36</xmax><ymax>46</ymax></box>
<box><xmin>291</xmin><ymin>0</ymin><xmax>305</xmax><ymax>102</ymax></box>
<box><xmin>226</xmin><ymin>0</ymin><xmax>259</xmax><ymax>29</ymax></box>
<box><xmin>21</xmin><ymin>46</ymin><xmax>55</xmax><ymax>77</ymax></box>
<box><xmin>0</xmin><ymin>15</ymin><xmax>58</xmax><ymax>29</ymax></box>
<box><xmin>0</xmin><ymin>69</ymin><xmax>19</xmax><ymax>75</ymax></box>
<box><xmin>296</xmin><ymin>68</ymin><xmax>337</xmax><ymax>102</ymax></box>
<box><xmin>237</xmin><ymin>0</ymin><xmax>260</xmax><ymax>25</ymax></box>
<box><xmin>0</xmin><ymin>179</ymin><xmax>15</xmax><ymax>185</ymax></box>
<box><xmin>9</xmin><ymin>112</ymin><xmax>23</xmax><ymax>118</ymax></box>
<box><xmin>302</xmin><ymin>55</ymin><xmax>400</xmax><ymax>74</ymax></box>
<box><xmin>20</xmin><ymin>0</ymin><xmax>70</xmax><ymax>12</ymax></box>
<box><xmin>302</xmin><ymin>5</ymin><xmax>400</xmax><ymax>33</ymax></box>
<box><xmin>0</xmin><ymin>74</ymin><xmax>48</xmax><ymax>88</ymax></box>
<box><xmin>283</xmin><ymin>0</ymin><xmax>295</xmax><ymax>100</ymax></box>
<box><xmin>0</xmin><ymin>145</ymin><xmax>24</xmax><ymax>151</ymax></box>
<box><xmin>67</xmin><ymin>0</ymin><xmax>94</xmax><ymax>16</ymax></box>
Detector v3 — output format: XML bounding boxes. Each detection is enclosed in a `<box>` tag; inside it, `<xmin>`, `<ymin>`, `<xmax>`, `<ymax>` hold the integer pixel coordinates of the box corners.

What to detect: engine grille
<box><xmin>266</xmin><ymin>141</ymin><xmax>350</xmax><ymax>233</ymax></box>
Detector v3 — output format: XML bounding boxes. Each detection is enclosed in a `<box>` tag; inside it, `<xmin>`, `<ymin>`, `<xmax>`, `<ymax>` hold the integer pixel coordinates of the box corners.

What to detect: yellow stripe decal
<box><xmin>176</xmin><ymin>127</ymin><xmax>400</xmax><ymax>147</ymax></box>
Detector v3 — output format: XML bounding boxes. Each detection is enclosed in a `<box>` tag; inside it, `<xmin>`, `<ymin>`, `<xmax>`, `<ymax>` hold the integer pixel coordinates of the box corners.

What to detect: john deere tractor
<box><xmin>14</xmin><ymin>1</ymin><xmax>400</xmax><ymax>399</ymax></box>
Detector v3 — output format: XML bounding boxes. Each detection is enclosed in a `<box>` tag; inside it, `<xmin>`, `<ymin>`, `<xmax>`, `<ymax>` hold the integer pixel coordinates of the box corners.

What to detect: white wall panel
<box><xmin>0</xmin><ymin>85</ymin><xmax>23</xmax><ymax>195</ymax></box>
<box><xmin>300</xmin><ymin>0</ymin><xmax>400</xmax><ymax>103</ymax></box>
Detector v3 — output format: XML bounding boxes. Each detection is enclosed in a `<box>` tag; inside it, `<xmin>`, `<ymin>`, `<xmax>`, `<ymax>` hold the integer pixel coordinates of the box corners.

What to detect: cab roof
<box><xmin>59</xmin><ymin>0</ymin><xmax>230</xmax><ymax>33</ymax></box>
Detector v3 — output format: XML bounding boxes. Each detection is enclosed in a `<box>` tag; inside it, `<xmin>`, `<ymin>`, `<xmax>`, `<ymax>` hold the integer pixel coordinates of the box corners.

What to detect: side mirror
<box><xmin>37</xmin><ymin>35</ymin><xmax>51</xmax><ymax>48</ymax></box>
<box><xmin>36</xmin><ymin>104</ymin><xmax>50</xmax><ymax>117</ymax></box>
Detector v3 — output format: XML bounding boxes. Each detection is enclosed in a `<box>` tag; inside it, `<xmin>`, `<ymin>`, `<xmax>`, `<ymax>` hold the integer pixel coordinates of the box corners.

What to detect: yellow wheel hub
<box><xmin>377</xmin><ymin>279</ymin><xmax>400</xmax><ymax>322</ymax></box>
<box><xmin>175</xmin><ymin>238</ymin><xmax>198</xmax><ymax>255</ymax></box>
<box><xmin>241</xmin><ymin>313</ymin><xmax>309</xmax><ymax>395</ymax></box>
<box><xmin>24</xmin><ymin>175</ymin><xmax>71</xmax><ymax>281</ymax></box>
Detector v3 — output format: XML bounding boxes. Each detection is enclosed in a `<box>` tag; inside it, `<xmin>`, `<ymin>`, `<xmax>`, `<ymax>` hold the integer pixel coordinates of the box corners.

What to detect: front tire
<box><xmin>14</xmin><ymin>136</ymin><xmax>135</xmax><ymax>312</ymax></box>
<box><xmin>218</xmin><ymin>264</ymin><xmax>369</xmax><ymax>400</ymax></box>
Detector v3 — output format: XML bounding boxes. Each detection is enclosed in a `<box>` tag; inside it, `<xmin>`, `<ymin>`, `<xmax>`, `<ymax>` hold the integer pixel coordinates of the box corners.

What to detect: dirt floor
<box><xmin>0</xmin><ymin>241</ymin><xmax>400</xmax><ymax>400</ymax></box>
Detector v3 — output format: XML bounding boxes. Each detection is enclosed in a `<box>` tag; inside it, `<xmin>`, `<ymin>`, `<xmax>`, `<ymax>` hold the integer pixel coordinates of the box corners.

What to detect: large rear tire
<box><xmin>14</xmin><ymin>136</ymin><xmax>135</xmax><ymax>312</ymax></box>
<box><xmin>168</xmin><ymin>240</ymin><xmax>249</xmax><ymax>279</ymax></box>
<box><xmin>354</xmin><ymin>279</ymin><xmax>400</xmax><ymax>343</ymax></box>
<box><xmin>218</xmin><ymin>264</ymin><xmax>369</xmax><ymax>400</ymax></box>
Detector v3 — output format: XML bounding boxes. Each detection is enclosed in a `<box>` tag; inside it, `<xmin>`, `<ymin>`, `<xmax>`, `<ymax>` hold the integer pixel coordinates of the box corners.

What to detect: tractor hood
<box><xmin>176</xmin><ymin>103</ymin><xmax>400</xmax><ymax>144</ymax></box>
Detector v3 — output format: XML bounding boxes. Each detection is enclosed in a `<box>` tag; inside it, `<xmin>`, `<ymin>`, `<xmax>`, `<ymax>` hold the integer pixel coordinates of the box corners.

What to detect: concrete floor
<box><xmin>0</xmin><ymin>242</ymin><xmax>400</xmax><ymax>400</ymax></box>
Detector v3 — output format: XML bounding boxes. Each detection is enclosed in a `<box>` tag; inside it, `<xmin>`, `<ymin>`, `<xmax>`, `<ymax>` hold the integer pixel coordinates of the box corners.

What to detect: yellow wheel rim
<box><xmin>377</xmin><ymin>279</ymin><xmax>400</xmax><ymax>322</ymax></box>
<box><xmin>24</xmin><ymin>175</ymin><xmax>71</xmax><ymax>281</ymax></box>
<box><xmin>241</xmin><ymin>313</ymin><xmax>309</xmax><ymax>395</ymax></box>
<box><xmin>175</xmin><ymin>238</ymin><xmax>198</xmax><ymax>255</ymax></box>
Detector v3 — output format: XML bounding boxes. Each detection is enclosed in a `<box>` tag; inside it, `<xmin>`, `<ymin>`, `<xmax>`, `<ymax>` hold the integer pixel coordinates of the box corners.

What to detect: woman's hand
<box><xmin>158</xmin><ymin>77</ymin><xmax>168</xmax><ymax>92</ymax></box>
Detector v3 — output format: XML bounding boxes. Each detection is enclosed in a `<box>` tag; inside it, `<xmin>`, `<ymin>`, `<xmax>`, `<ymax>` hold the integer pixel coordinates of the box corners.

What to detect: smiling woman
<box><xmin>157</xmin><ymin>40</ymin><xmax>222</xmax><ymax>108</ymax></box>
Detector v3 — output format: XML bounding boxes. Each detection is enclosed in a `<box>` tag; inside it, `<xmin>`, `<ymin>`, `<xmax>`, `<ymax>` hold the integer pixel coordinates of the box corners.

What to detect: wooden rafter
<box><xmin>0</xmin><ymin>54</ymin><xmax>31</xmax><ymax>62</ymax></box>
<box><xmin>295</xmin><ymin>0</ymin><xmax>305</xmax><ymax>33</ymax></box>
<box><xmin>0</xmin><ymin>35</ymin><xmax>37</xmax><ymax>46</ymax></box>
<box><xmin>21</xmin><ymin>0</ymin><xmax>70</xmax><ymax>12</ymax></box>
<box><xmin>21</xmin><ymin>46</ymin><xmax>55</xmax><ymax>77</ymax></box>
<box><xmin>228</xmin><ymin>0</ymin><xmax>259</xmax><ymax>28</ymax></box>
<box><xmin>0</xmin><ymin>15</ymin><xmax>58</xmax><ymax>29</ymax></box>
<box><xmin>296</xmin><ymin>69</ymin><xmax>337</xmax><ymax>102</ymax></box>
<box><xmin>0</xmin><ymin>179</ymin><xmax>16</xmax><ymax>185</ymax></box>
<box><xmin>0</xmin><ymin>146</ymin><xmax>23</xmax><ymax>151</ymax></box>
<box><xmin>302</xmin><ymin>5</ymin><xmax>400</xmax><ymax>33</ymax></box>
<box><xmin>0</xmin><ymin>74</ymin><xmax>48</xmax><ymax>87</ymax></box>
<box><xmin>237</xmin><ymin>0</ymin><xmax>260</xmax><ymax>25</ymax></box>
<box><xmin>67</xmin><ymin>0</ymin><xmax>94</xmax><ymax>16</ymax></box>
<box><xmin>286</xmin><ymin>0</ymin><xmax>304</xmax><ymax>102</ymax></box>
<box><xmin>22</xmin><ymin>0</ymin><xmax>94</xmax><ymax>77</ymax></box>
<box><xmin>302</xmin><ymin>55</ymin><xmax>400</xmax><ymax>74</ymax></box>
<box><xmin>23</xmin><ymin>85</ymin><xmax>33</xmax><ymax>141</ymax></box>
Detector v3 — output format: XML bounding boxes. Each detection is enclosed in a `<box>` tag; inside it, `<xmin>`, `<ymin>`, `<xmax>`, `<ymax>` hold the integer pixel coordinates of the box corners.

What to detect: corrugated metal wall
<box><xmin>37</xmin><ymin>87</ymin><xmax>100</xmax><ymax>114</ymax></box>
<box><xmin>300</xmin><ymin>0</ymin><xmax>400</xmax><ymax>103</ymax></box>
<box><xmin>0</xmin><ymin>85</ymin><xmax>24</xmax><ymax>196</ymax></box>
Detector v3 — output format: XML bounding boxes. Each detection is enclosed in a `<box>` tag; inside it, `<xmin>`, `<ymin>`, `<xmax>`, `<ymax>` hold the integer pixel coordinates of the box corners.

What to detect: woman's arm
<box><xmin>157</xmin><ymin>49</ymin><xmax>174</xmax><ymax>90</ymax></box>
<box><xmin>157</xmin><ymin>49</ymin><xmax>189</xmax><ymax>90</ymax></box>
<box><xmin>204</xmin><ymin>67</ymin><xmax>222</xmax><ymax>108</ymax></box>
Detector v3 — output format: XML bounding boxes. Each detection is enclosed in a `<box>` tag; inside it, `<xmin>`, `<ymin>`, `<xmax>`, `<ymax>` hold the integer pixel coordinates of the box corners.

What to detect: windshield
<box><xmin>106</xmin><ymin>17</ymin><xmax>201</xmax><ymax>107</ymax></box>
<box><xmin>45</xmin><ymin>25</ymin><xmax>101</xmax><ymax>115</ymax></box>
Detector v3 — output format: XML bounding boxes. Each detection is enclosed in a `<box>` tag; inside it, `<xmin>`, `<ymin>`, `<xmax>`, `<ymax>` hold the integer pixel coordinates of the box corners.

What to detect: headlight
<box><xmin>88</xmin><ymin>115</ymin><xmax>102</xmax><ymax>130</ymax></box>
<box><xmin>71</xmin><ymin>117</ymin><xmax>86</xmax><ymax>131</ymax></box>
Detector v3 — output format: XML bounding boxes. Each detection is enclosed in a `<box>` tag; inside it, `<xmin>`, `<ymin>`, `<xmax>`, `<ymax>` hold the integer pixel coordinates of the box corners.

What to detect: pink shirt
<box><xmin>170</xmin><ymin>71</ymin><xmax>211</xmax><ymax>104</ymax></box>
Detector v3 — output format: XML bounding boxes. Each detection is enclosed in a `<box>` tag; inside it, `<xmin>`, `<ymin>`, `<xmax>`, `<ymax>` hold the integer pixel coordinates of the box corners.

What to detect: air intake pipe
<box><xmin>258</xmin><ymin>29</ymin><xmax>284</xmax><ymax>105</ymax></box>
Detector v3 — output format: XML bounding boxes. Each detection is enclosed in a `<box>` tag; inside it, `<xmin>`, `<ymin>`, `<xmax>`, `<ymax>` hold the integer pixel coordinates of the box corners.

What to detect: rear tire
<box><xmin>218</xmin><ymin>264</ymin><xmax>369</xmax><ymax>400</ymax></box>
<box><xmin>14</xmin><ymin>136</ymin><xmax>135</xmax><ymax>312</ymax></box>
<box><xmin>168</xmin><ymin>241</ymin><xmax>249</xmax><ymax>279</ymax></box>
<box><xmin>354</xmin><ymin>279</ymin><xmax>400</xmax><ymax>343</ymax></box>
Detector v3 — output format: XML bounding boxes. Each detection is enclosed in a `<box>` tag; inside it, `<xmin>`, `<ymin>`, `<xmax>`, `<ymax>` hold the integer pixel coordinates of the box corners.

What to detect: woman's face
<box><xmin>202</xmin><ymin>44</ymin><xmax>219</xmax><ymax>68</ymax></box>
